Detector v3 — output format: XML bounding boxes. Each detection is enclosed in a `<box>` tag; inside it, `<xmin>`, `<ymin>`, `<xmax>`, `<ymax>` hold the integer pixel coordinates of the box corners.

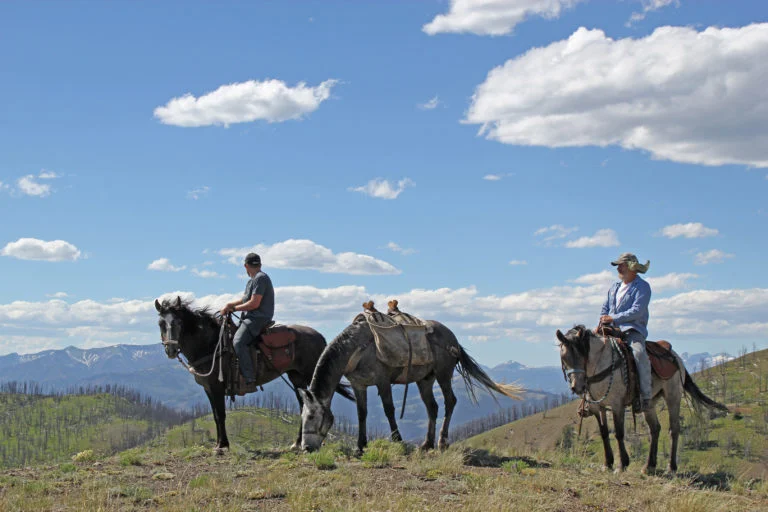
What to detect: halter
<box><xmin>561</xmin><ymin>332</ymin><xmax>623</xmax><ymax>406</ymax></box>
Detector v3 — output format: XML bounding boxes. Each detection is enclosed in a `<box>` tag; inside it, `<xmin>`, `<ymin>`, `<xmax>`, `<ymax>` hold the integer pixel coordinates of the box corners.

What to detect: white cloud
<box><xmin>46</xmin><ymin>292</ymin><xmax>69</xmax><ymax>299</ymax></box>
<box><xmin>147</xmin><ymin>258</ymin><xmax>187</xmax><ymax>272</ymax></box>
<box><xmin>466</xmin><ymin>23</ymin><xmax>768</xmax><ymax>168</ymax></box>
<box><xmin>423</xmin><ymin>0</ymin><xmax>585</xmax><ymax>36</ymax></box>
<box><xmin>646</xmin><ymin>272</ymin><xmax>698</xmax><ymax>292</ymax></box>
<box><xmin>695</xmin><ymin>249</ymin><xmax>735</xmax><ymax>265</ymax></box>
<box><xmin>154</xmin><ymin>79</ymin><xmax>338</xmax><ymax>127</ymax></box>
<box><xmin>509</xmin><ymin>260</ymin><xmax>528</xmax><ymax>266</ymax></box>
<box><xmin>628</xmin><ymin>0</ymin><xmax>678</xmax><ymax>25</ymax></box>
<box><xmin>187</xmin><ymin>186</ymin><xmax>210</xmax><ymax>200</ymax></box>
<box><xmin>418</xmin><ymin>96</ymin><xmax>441</xmax><ymax>110</ymax></box>
<box><xmin>386</xmin><ymin>242</ymin><xmax>417</xmax><ymax>255</ymax></box>
<box><xmin>534</xmin><ymin>224</ymin><xmax>578</xmax><ymax>244</ymax></box>
<box><xmin>660</xmin><ymin>222</ymin><xmax>719</xmax><ymax>239</ymax></box>
<box><xmin>1</xmin><ymin>238</ymin><xmax>81</xmax><ymax>261</ymax></box>
<box><xmin>483</xmin><ymin>174</ymin><xmax>502</xmax><ymax>181</ymax></box>
<box><xmin>219</xmin><ymin>239</ymin><xmax>400</xmax><ymax>275</ymax></box>
<box><xmin>565</xmin><ymin>229</ymin><xmax>619</xmax><ymax>248</ymax></box>
<box><xmin>349</xmin><ymin>178</ymin><xmax>414</xmax><ymax>200</ymax></box>
<box><xmin>16</xmin><ymin>175</ymin><xmax>51</xmax><ymax>197</ymax></box>
<box><xmin>1</xmin><ymin>275</ymin><xmax>765</xmax><ymax>356</ymax></box>
<box><xmin>38</xmin><ymin>170</ymin><xmax>59</xmax><ymax>179</ymax></box>
<box><xmin>191</xmin><ymin>268</ymin><xmax>226</xmax><ymax>279</ymax></box>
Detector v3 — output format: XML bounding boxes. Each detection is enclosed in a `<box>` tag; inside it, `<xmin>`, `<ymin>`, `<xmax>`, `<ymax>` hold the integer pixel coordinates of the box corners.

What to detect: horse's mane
<box><xmin>157</xmin><ymin>298</ymin><xmax>220</xmax><ymax>333</ymax></box>
<box><xmin>565</xmin><ymin>324</ymin><xmax>592</xmax><ymax>358</ymax></box>
<box><xmin>311</xmin><ymin>320</ymin><xmax>367</xmax><ymax>396</ymax></box>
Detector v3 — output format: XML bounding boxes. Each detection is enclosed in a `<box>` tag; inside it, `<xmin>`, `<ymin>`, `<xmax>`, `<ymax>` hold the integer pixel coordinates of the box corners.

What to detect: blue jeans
<box><xmin>625</xmin><ymin>329</ymin><xmax>651</xmax><ymax>400</ymax></box>
<box><xmin>233</xmin><ymin>317</ymin><xmax>271</xmax><ymax>383</ymax></box>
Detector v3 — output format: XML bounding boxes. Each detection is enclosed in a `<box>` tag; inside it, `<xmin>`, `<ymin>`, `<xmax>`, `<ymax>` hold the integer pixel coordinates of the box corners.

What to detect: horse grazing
<box><xmin>556</xmin><ymin>325</ymin><xmax>728</xmax><ymax>474</ymax></box>
<box><xmin>155</xmin><ymin>297</ymin><xmax>354</xmax><ymax>453</ymax></box>
<box><xmin>299</xmin><ymin>314</ymin><xmax>524</xmax><ymax>454</ymax></box>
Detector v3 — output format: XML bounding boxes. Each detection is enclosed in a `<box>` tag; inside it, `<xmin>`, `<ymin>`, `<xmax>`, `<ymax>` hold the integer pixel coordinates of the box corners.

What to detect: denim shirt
<box><xmin>600</xmin><ymin>276</ymin><xmax>651</xmax><ymax>339</ymax></box>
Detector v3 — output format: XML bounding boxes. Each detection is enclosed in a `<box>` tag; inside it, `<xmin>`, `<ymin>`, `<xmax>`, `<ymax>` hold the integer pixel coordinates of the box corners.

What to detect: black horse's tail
<box><xmin>684</xmin><ymin>370</ymin><xmax>728</xmax><ymax>412</ymax></box>
<box><xmin>334</xmin><ymin>382</ymin><xmax>355</xmax><ymax>402</ymax></box>
<box><xmin>456</xmin><ymin>345</ymin><xmax>524</xmax><ymax>404</ymax></box>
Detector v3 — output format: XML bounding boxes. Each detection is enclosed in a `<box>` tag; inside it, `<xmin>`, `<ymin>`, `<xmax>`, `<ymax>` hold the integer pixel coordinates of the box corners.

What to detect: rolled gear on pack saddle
<box><xmin>598</xmin><ymin>252</ymin><xmax>653</xmax><ymax>413</ymax></box>
<box><xmin>219</xmin><ymin>252</ymin><xmax>276</xmax><ymax>396</ymax></box>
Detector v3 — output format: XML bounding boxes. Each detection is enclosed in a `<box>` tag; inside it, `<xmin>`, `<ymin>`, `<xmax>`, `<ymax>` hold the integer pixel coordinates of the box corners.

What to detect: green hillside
<box><xmin>462</xmin><ymin>348</ymin><xmax>768</xmax><ymax>480</ymax></box>
<box><xmin>0</xmin><ymin>388</ymin><xmax>190</xmax><ymax>469</ymax></box>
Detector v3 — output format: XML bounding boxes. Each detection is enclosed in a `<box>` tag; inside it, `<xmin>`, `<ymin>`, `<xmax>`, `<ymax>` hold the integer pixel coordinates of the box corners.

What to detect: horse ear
<box><xmin>298</xmin><ymin>388</ymin><xmax>313</xmax><ymax>404</ymax></box>
<box><xmin>174</xmin><ymin>296</ymin><xmax>182</xmax><ymax>309</ymax></box>
<box><xmin>556</xmin><ymin>330</ymin><xmax>568</xmax><ymax>344</ymax></box>
<box><xmin>154</xmin><ymin>299</ymin><xmax>162</xmax><ymax>312</ymax></box>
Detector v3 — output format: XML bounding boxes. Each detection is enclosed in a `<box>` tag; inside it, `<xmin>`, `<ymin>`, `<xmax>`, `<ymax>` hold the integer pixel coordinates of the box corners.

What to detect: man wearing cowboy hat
<box><xmin>599</xmin><ymin>252</ymin><xmax>652</xmax><ymax>412</ymax></box>
<box><xmin>220</xmin><ymin>252</ymin><xmax>275</xmax><ymax>392</ymax></box>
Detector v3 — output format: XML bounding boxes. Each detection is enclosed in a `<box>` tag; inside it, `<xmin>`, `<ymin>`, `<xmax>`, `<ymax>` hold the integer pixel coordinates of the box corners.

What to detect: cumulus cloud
<box><xmin>423</xmin><ymin>0</ymin><xmax>585</xmax><ymax>36</ymax></box>
<box><xmin>565</xmin><ymin>229</ymin><xmax>620</xmax><ymax>248</ymax></box>
<box><xmin>349</xmin><ymin>178</ymin><xmax>414</xmax><ymax>200</ymax></box>
<box><xmin>154</xmin><ymin>79</ymin><xmax>338</xmax><ymax>127</ymax></box>
<box><xmin>191</xmin><ymin>268</ymin><xmax>226</xmax><ymax>279</ymax></box>
<box><xmin>147</xmin><ymin>258</ymin><xmax>186</xmax><ymax>272</ymax></box>
<box><xmin>466</xmin><ymin>24</ymin><xmax>768</xmax><ymax>168</ymax></box>
<box><xmin>534</xmin><ymin>224</ymin><xmax>578</xmax><ymax>244</ymax></box>
<box><xmin>1</xmin><ymin>238</ymin><xmax>81</xmax><ymax>261</ymax></box>
<box><xmin>386</xmin><ymin>242</ymin><xmax>417</xmax><ymax>255</ymax></box>
<box><xmin>187</xmin><ymin>186</ymin><xmax>210</xmax><ymax>200</ymax></box>
<box><xmin>16</xmin><ymin>175</ymin><xmax>51</xmax><ymax>197</ymax></box>
<box><xmin>509</xmin><ymin>260</ymin><xmax>528</xmax><ymax>266</ymax></box>
<box><xmin>418</xmin><ymin>96</ymin><xmax>441</xmax><ymax>110</ymax></box>
<box><xmin>695</xmin><ymin>249</ymin><xmax>735</xmax><ymax>265</ymax></box>
<box><xmin>219</xmin><ymin>239</ymin><xmax>400</xmax><ymax>275</ymax></box>
<box><xmin>0</xmin><ymin>273</ymin><xmax>764</xmax><ymax>356</ymax></box>
<box><xmin>628</xmin><ymin>0</ymin><xmax>678</xmax><ymax>25</ymax></box>
<box><xmin>660</xmin><ymin>222</ymin><xmax>719</xmax><ymax>239</ymax></box>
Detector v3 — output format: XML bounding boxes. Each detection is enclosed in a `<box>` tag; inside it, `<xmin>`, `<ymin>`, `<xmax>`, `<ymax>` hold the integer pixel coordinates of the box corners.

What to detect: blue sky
<box><xmin>1</xmin><ymin>0</ymin><xmax>766</xmax><ymax>367</ymax></box>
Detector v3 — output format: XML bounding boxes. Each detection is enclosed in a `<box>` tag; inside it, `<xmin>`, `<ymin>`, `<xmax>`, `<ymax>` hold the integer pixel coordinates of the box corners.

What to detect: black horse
<box><xmin>155</xmin><ymin>296</ymin><xmax>353</xmax><ymax>453</ymax></box>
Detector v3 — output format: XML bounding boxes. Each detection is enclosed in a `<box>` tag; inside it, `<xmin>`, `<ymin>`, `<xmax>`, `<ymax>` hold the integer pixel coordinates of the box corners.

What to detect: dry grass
<box><xmin>0</xmin><ymin>440</ymin><xmax>765</xmax><ymax>512</ymax></box>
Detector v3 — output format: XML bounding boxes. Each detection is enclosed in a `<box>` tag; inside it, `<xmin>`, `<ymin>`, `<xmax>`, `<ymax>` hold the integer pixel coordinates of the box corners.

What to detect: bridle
<box><xmin>560</xmin><ymin>329</ymin><xmax>623</xmax><ymax>406</ymax></box>
<box><xmin>302</xmin><ymin>406</ymin><xmax>335</xmax><ymax>438</ymax></box>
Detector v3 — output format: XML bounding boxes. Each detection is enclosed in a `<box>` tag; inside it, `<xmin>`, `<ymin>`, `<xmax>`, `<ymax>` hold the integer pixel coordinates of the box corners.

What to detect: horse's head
<box><xmin>155</xmin><ymin>296</ymin><xmax>186</xmax><ymax>359</ymax></box>
<box><xmin>298</xmin><ymin>388</ymin><xmax>334</xmax><ymax>452</ymax></box>
<box><xmin>556</xmin><ymin>325</ymin><xmax>592</xmax><ymax>396</ymax></box>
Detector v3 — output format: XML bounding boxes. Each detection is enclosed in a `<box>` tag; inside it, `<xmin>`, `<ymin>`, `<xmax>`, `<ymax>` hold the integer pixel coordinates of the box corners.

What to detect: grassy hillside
<box><xmin>463</xmin><ymin>348</ymin><xmax>768</xmax><ymax>480</ymax></box>
<box><xmin>0</xmin><ymin>439</ymin><xmax>765</xmax><ymax>511</ymax></box>
<box><xmin>0</xmin><ymin>388</ymin><xmax>190</xmax><ymax>469</ymax></box>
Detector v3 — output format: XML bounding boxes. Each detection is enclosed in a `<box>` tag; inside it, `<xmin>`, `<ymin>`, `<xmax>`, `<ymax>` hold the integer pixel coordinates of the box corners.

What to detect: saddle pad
<box><xmin>646</xmin><ymin>340</ymin><xmax>678</xmax><ymax>380</ymax></box>
<box><xmin>261</xmin><ymin>325</ymin><xmax>296</xmax><ymax>348</ymax></box>
<box><xmin>364</xmin><ymin>310</ymin><xmax>433</xmax><ymax>367</ymax></box>
<box><xmin>252</xmin><ymin>342</ymin><xmax>295</xmax><ymax>372</ymax></box>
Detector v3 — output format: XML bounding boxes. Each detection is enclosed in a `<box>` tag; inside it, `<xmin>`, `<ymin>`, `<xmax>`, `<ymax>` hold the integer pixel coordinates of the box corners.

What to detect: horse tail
<box><xmin>456</xmin><ymin>345</ymin><xmax>524</xmax><ymax>403</ymax></box>
<box><xmin>683</xmin><ymin>369</ymin><xmax>728</xmax><ymax>413</ymax></box>
<box><xmin>334</xmin><ymin>382</ymin><xmax>356</xmax><ymax>402</ymax></box>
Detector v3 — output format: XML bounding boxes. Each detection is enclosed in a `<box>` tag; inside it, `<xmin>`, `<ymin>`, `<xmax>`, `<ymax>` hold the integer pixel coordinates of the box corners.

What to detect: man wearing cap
<box><xmin>220</xmin><ymin>253</ymin><xmax>275</xmax><ymax>392</ymax></box>
<box><xmin>599</xmin><ymin>253</ymin><xmax>652</xmax><ymax>412</ymax></box>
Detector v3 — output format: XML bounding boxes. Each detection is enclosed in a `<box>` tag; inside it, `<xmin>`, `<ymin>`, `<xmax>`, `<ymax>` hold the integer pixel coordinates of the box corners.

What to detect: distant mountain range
<box><xmin>0</xmin><ymin>343</ymin><xmax>730</xmax><ymax>440</ymax></box>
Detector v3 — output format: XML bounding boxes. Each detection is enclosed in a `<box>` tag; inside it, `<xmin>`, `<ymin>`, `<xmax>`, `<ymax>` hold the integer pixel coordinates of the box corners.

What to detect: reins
<box><xmin>163</xmin><ymin>312</ymin><xmax>235</xmax><ymax>382</ymax></box>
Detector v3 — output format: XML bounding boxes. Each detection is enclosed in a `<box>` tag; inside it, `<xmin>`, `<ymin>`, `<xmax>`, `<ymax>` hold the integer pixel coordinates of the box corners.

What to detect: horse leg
<box><xmin>377</xmin><ymin>383</ymin><xmax>402</xmax><ymax>443</ymax></box>
<box><xmin>597</xmin><ymin>408</ymin><xmax>614</xmax><ymax>471</ymax></box>
<box><xmin>205</xmin><ymin>387</ymin><xmax>229</xmax><ymax>454</ymax></box>
<box><xmin>353</xmin><ymin>387</ymin><xmax>368</xmax><ymax>456</ymax></box>
<box><xmin>642</xmin><ymin>398</ymin><xmax>662</xmax><ymax>475</ymax></box>
<box><xmin>287</xmin><ymin>371</ymin><xmax>308</xmax><ymax>451</ymax></box>
<box><xmin>416</xmin><ymin>377</ymin><xmax>438</xmax><ymax>451</ymax></box>
<box><xmin>612</xmin><ymin>408</ymin><xmax>630</xmax><ymax>472</ymax></box>
<box><xmin>666</xmin><ymin>387</ymin><xmax>681</xmax><ymax>474</ymax></box>
<box><xmin>436</xmin><ymin>373</ymin><xmax>457</xmax><ymax>451</ymax></box>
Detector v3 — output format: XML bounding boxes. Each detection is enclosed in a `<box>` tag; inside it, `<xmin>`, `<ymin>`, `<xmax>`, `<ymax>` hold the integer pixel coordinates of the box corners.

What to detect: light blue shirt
<box><xmin>600</xmin><ymin>276</ymin><xmax>651</xmax><ymax>339</ymax></box>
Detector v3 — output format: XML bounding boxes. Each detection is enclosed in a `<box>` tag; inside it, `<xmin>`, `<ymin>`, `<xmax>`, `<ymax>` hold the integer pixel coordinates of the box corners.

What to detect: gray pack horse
<box><xmin>299</xmin><ymin>314</ymin><xmax>524</xmax><ymax>454</ymax></box>
<box><xmin>155</xmin><ymin>297</ymin><xmax>354</xmax><ymax>453</ymax></box>
<box><xmin>557</xmin><ymin>325</ymin><xmax>728</xmax><ymax>474</ymax></box>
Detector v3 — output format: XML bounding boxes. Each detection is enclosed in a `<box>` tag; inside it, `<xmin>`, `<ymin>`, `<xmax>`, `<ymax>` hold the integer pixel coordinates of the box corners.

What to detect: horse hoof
<box><xmin>290</xmin><ymin>443</ymin><xmax>300</xmax><ymax>451</ymax></box>
<box><xmin>614</xmin><ymin>467</ymin><xmax>626</xmax><ymax>474</ymax></box>
<box><xmin>641</xmin><ymin>465</ymin><xmax>655</xmax><ymax>475</ymax></box>
<box><xmin>213</xmin><ymin>447</ymin><xmax>225</xmax><ymax>456</ymax></box>
<box><xmin>438</xmin><ymin>441</ymin><xmax>449</xmax><ymax>451</ymax></box>
<box><xmin>601</xmin><ymin>465</ymin><xmax>612</xmax><ymax>472</ymax></box>
<box><xmin>354</xmin><ymin>449</ymin><xmax>364</xmax><ymax>458</ymax></box>
<box><xmin>666</xmin><ymin>466</ymin><xmax>677</xmax><ymax>476</ymax></box>
<box><xmin>419</xmin><ymin>442</ymin><xmax>434</xmax><ymax>452</ymax></box>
